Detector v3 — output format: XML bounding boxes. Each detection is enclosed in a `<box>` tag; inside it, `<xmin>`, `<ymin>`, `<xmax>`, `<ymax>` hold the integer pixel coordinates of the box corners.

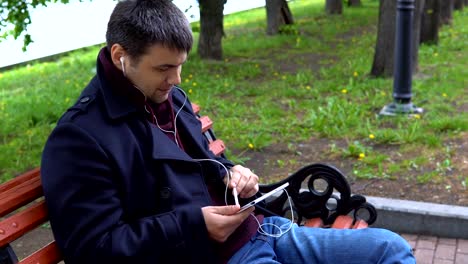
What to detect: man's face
<box><xmin>123</xmin><ymin>44</ymin><xmax>187</xmax><ymax>103</ymax></box>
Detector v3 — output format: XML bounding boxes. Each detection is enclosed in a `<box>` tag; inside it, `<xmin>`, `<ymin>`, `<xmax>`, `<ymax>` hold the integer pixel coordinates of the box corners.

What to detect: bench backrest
<box><xmin>0</xmin><ymin>167</ymin><xmax>60</xmax><ymax>264</ymax></box>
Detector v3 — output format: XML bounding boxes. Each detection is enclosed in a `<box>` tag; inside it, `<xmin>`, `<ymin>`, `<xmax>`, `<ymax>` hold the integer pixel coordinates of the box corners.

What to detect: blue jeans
<box><xmin>228</xmin><ymin>216</ymin><xmax>415</xmax><ymax>264</ymax></box>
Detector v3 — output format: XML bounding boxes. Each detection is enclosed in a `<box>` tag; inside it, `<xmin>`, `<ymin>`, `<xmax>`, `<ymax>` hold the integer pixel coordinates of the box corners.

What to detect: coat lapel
<box><xmin>150</xmin><ymin>87</ymin><xmax>211</xmax><ymax>161</ymax></box>
<box><xmin>149</xmin><ymin>122</ymin><xmax>193</xmax><ymax>161</ymax></box>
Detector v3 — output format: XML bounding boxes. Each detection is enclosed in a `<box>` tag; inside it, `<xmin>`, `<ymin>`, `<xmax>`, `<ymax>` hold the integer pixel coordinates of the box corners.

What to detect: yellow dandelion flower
<box><xmin>185</xmin><ymin>79</ymin><xmax>190</xmax><ymax>83</ymax></box>
<box><xmin>65</xmin><ymin>97</ymin><xmax>70</xmax><ymax>103</ymax></box>
<box><xmin>281</xmin><ymin>75</ymin><xmax>287</xmax><ymax>80</ymax></box>
<box><xmin>65</xmin><ymin>80</ymin><xmax>70</xmax><ymax>84</ymax></box>
<box><xmin>369</xmin><ymin>134</ymin><xmax>375</xmax><ymax>139</ymax></box>
<box><xmin>192</xmin><ymin>82</ymin><xmax>197</xmax><ymax>87</ymax></box>
<box><xmin>189</xmin><ymin>89</ymin><xmax>193</xmax><ymax>94</ymax></box>
<box><xmin>189</xmin><ymin>74</ymin><xmax>193</xmax><ymax>79</ymax></box>
<box><xmin>341</xmin><ymin>89</ymin><xmax>348</xmax><ymax>94</ymax></box>
<box><xmin>413</xmin><ymin>114</ymin><xmax>421</xmax><ymax>119</ymax></box>
<box><xmin>248</xmin><ymin>143</ymin><xmax>254</xmax><ymax>149</ymax></box>
<box><xmin>306</xmin><ymin>85</ymin><xmax>311</xmax><ymax>90</ymax></box>
<box><xmin>274</xmin><ymin>72</ymin><xmax>279</xmax><ymax>76</ymax></box>
<box><xmin>358</xmin><ymin>153</ymin><xmax>365</xmax><ymax>159</ymax></box>
<box><xmin>434</xmin><ymin>53</ymin><xmax>438</xmax><ymax>57</ymax></box>
<box><xmin>353</xmin><ymin>71</ymin><xmax>358</xmax><ymax>77</ymax></box>
<box><xmin>442</xmin><ymin>93</ymin><xmax>447</xmax><ymax>97</ymax></box>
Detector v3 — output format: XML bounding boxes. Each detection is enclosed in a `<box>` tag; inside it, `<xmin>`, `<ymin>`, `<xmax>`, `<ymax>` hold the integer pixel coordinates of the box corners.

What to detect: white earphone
<box><xmin>120</xmin><ymin>57</ymin><xmax>126</xmax><ymax>76</ymax></box>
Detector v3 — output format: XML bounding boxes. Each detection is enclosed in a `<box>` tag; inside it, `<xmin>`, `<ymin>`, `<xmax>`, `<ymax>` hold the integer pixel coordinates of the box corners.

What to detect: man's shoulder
<box><xmin>57</xmin><ymin>77</ymin><xmax>103</xmax><ymax>126</ymax></box>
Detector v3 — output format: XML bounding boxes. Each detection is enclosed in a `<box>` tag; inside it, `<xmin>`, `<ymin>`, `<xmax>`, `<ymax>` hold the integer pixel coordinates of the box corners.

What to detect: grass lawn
<box><xmin>0</xmin><ymin>0</ymin><xmax>467</xmax><ymax>201</ymax></box>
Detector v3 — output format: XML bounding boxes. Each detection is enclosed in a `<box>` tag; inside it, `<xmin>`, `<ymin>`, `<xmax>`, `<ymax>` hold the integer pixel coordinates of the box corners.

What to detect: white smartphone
<box><xmin>237</xmin><ymin>182</ymin><xmax>289</xmax><ymax>213</ymax></box>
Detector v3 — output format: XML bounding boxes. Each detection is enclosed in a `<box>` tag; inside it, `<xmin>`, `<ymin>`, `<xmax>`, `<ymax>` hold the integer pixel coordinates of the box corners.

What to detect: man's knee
<box><xmin>370</xmin><ymin>228</ymin><xmax>415</xmax><ymax>263</ymax></box>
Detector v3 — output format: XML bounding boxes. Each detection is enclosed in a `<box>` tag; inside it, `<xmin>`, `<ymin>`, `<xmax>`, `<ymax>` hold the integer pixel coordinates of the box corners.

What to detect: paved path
<box><xmin>401</xmin><ymin>233</ymin><xmax>468</xmax><ymax>264</ymax></box>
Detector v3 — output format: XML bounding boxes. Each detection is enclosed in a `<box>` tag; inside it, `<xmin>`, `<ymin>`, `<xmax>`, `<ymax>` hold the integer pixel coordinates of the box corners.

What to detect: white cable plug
<box><xmin>233</xmin><ymin>187</ymin><xmax>239</xmax><ymax>206</ymax></box>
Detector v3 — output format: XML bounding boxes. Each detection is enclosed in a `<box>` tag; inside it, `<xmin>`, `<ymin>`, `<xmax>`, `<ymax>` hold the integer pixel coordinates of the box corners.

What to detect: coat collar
<box><xmin>96</xmin><ymin>48</ymin><xmax>145</xmax><ymax>120</ymax></box>
<box><xmin>93</xmin><ymin>48</ymin><xmax>211</xmax><ymax>162</ymax></box>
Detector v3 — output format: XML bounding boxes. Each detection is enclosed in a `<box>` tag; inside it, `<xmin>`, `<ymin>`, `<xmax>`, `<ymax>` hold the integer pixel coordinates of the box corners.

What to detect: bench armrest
<box><xmin>258</xmin><ymin>163</ymin><xmax>377</xmax><ymax>226</ymax></box>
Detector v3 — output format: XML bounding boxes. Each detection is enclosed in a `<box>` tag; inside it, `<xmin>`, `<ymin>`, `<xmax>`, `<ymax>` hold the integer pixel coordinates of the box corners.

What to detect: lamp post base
<box><xmin>379</xmin><ymin>102</ymin><xmax>424</xmax><ymax>116</ymax></box>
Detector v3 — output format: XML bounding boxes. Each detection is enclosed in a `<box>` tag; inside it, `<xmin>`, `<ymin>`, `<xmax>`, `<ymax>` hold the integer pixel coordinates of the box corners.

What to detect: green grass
<box><xmin>0</xmin><ymin>0</ymin><xmax>467</xmax><ymax>182</ymax></box>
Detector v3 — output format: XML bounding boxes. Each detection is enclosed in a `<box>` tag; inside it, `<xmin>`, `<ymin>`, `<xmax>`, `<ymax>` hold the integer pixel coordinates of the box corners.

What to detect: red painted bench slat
<box><xmin>0</xmin><ymin>171</ymin><xmax>42</xmax><ymax>218</ymax></box>
<box><xmin>331</xmin><ymin>215</ymin><xmax>354</xmax><ymax>229</ymax></box>
<box><xmin>0</xmin><ymin>201</ymin><xmax>48</xmax><ymax>248</ymax></box>
<box><xmin>199</xmin><ymin>115</ymin><xmax>213</xmax><ymax>132</ymax></box>
<box><xmin>19</xmin><ymin>241</ymin><xmax>62</xmax><ymax>264</ymax></box>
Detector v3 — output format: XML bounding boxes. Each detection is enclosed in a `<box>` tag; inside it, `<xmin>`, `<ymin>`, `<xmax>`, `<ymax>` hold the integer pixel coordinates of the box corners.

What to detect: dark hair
<box><xmin>106</xmin><ymin>0</ymin><xmax>193</xmax><ymax>60</ymax></box>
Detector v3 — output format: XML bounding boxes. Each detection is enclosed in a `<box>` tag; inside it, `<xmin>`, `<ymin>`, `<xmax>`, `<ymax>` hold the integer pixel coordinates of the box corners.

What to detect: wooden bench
<box><xmin>0</xmin><ymin>103</ymin><xmax>376</xmax><ymax>264</ymax></box>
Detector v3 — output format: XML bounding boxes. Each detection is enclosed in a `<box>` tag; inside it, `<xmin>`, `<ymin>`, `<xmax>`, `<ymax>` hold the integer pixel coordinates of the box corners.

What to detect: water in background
<box><xmin>0</xmin><ymin>0</ymin><xmax>265</xmax><ymax>68</ymax></box>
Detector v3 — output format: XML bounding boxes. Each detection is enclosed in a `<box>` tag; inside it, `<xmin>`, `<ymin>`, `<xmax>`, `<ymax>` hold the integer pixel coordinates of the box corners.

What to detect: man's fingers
<box><xmin>210</xmin><ymin>205</ymin><xmax>240</xmax><ymax>215</ymax></box>
<box><xmin>202</xmin><ymin>205</ymin><xmax>254</xmax><ymax>242</ymax></box>
<box><xmin>238</xmin><ymin>172</ymin><xmax>259</xmax><ymax>198</ymax></box>
<box><xmin>228</xmin><ymin>165</ymin><xmax>260</xmax><ymax>199</ymax></box>
<box><xmin>208</xmin><ymin>205</ymin><xmax>254</xmax><ymax>216</ymax></box>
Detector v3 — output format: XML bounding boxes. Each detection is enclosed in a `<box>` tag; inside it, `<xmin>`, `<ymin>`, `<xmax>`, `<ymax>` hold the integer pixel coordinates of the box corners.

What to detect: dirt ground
<box><xmin>240</xmin><ymin>131</ymin><xmax>468</xmax><ymax>207</ymax></box>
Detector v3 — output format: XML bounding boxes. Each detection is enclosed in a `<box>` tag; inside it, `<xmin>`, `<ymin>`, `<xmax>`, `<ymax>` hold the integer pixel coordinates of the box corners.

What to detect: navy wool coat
<box><xmin>41</xmin><ymin>60</ymin><xmax>233</xmax><ymax>263</ymax></box>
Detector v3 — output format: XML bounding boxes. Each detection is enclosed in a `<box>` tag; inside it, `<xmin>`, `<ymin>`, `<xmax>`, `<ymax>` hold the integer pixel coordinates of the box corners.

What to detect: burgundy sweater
<box><xmin>98</xmin><ymin>48</ymin><xmax>262</xmax><ymax>263</ymax></box>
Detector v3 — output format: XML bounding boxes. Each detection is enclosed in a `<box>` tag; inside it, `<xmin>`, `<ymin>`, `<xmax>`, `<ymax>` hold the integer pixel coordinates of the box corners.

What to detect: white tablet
<box><xmin>237</xmin><ymin>182</ymin><xmax>289</xmax><ymax>213</ymax></box>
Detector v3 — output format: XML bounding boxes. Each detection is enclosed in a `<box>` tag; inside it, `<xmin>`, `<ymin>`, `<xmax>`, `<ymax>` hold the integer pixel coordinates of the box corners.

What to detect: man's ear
<box><xmin>110</xmin><ymin>44</ymin><xmax>126</xmax><ymax>70</ymax></box>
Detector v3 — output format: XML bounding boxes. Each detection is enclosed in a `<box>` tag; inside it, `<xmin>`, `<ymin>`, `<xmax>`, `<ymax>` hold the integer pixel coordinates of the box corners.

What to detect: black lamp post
<box><xmin>380</xmin><ymin>0</ymin><xmax>423</xmax><ymax>116</ymax></box>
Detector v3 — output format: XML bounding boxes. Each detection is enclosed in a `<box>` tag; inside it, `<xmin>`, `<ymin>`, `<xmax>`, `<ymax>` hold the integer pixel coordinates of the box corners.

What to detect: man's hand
<box><xmin>202</xmin><ymin>205</ymin><xmax>254</xmax><ymax>242</ymax></box>
<box><xmin>227</xmin><ymin>165</ymin><xmax>259</xmax><ymax>199</ymax></box>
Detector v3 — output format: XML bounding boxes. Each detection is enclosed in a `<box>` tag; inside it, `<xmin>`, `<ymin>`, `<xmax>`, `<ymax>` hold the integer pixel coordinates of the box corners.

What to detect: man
<box><xmin>41</xmin><ymin>0</ymin><xmax>415</xmax><ymax>263</ymax></box>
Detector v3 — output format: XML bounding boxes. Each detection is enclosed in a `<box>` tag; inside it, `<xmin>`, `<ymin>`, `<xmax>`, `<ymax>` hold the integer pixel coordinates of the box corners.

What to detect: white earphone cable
<box><xmin>194</xmin><ymin>158</ymin><xmax>294</xmax><ymax>238</ymax></box>
<box><xmin>115</xmin><ymin>70</ymin><xmax>295</xmax><ymax>237</ymax></box>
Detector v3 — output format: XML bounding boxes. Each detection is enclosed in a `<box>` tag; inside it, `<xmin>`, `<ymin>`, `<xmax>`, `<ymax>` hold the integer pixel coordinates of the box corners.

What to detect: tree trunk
<box><xmin>420</xmin><ymin>0</ymin><xmax>440</xmax><ymax>45</ymax></box>
<box><xmin>370</xmin><ymin>0</ymin><xmax>425</xmax><ymax>78</ymax></box>
<box><xmin>440</xmin><ymin>0</ymin><xmax>454</xmax><ymax>25</ymax></box>
<box><xmin>326</xmin><ymin>0</ymin><xmax>343</xmax><ymax>14</ymax></box>
<box><xmin>198</xmin><ymin>0</ymin><xmax>226</xmax><ymax>60</ymax></box>
<box><xmin>348</xmin><ymin>0</ymin><xmax>362</xmax><ymax>7</ymax></box>
<box><xmin>454</xmin><ymin>0</ymin><xmax>464</xmax><ymax>10</ymax></box>
<box><xmin>266</xmin><ymin>0</ymin><xmax>294</xmax><ymax>35</ymax></box>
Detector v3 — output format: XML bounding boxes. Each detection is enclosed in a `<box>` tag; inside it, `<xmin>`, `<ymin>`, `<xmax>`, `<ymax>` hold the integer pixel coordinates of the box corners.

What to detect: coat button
<box><xmin>80</xmin><ymin>96</ymin><xmax>90</xmax><ymax>103</ymax></box>
<box><xmin>160</xmin><ymin>187</ymin><xmax>172</xmax><ymax>199</ymax></box>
